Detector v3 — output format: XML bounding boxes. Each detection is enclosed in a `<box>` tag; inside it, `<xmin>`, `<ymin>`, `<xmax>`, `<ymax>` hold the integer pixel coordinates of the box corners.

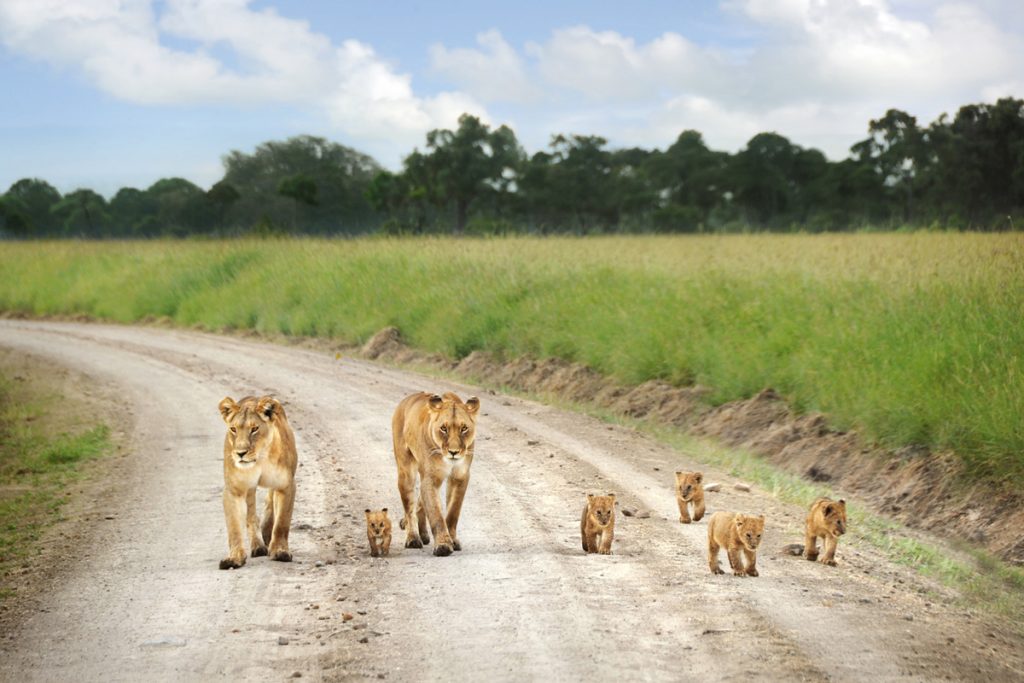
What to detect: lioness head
<box><xmin>218</xmin><ymin>395</ymin><xmax>280</xmax><ymax>468</ymax></box>
<box><xmin>427</xmin><ymin>392</ymin><xmax>480</xmax><ymax>461</ymax></box>
<box><xmin>675</xmin><ymin>471</ymin><xmax>703</xmax><ymax>500</ymax></box>
<box><xmin>365</xmin><ymin>508</ymin><xmax>391</xmax><ymax>540</ymax></box>
<box><xmin>586</xmin><ymin>493</ymin><xmax>616</xmax><ymax>526</ymax></box>
<box><xmin>823</xmin><ymin>499</ymin><xmax>847</xmax><ymax>536</ymax></box>
<box><xmin>735</xmin><ymin>514</ymin><xmax>765</xmax><ymax>551</ymax></box>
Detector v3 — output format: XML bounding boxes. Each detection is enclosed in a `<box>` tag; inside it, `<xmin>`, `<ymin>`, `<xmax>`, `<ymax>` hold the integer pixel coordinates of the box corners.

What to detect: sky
<box><xmin>1</xmin><ymin>0</ymin><xmax>1022</xmax><ymax>197</ymax></box>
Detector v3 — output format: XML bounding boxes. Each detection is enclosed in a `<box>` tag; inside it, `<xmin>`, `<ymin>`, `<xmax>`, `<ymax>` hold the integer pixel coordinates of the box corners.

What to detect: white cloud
<box><xmin>0</xmin><ymin>0</ymin><xmax>488</xmax><ymax>162</ymax></box>
<box><xmin>430</xmin><ymin>30</ymin><xmax>539</xmax><ymax>103</ymax></box>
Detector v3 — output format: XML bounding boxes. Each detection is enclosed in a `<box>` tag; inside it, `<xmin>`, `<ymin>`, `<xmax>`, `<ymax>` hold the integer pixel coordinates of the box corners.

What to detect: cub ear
<box><xmin>824</xmin><ymin>503</ymin><xmax>835</xmax><ymax>515</ymax></box>
<box><xmin>838</xmin><ymin>499</ymin><xmax>846</xmax><ymax>506</ymax></box>
<box><xmin>218</xmin><ymin>397</ymin><xmax>238</xmax><ymax>423</ymax></box>
<box><xmin>364</xmin><ymin>508</ymin><xmax>371</xmax><ymax>515</ymax></box>
<box><xmin>428</xmin><ymin>394</ymin><xmax>444</xmax><ymax>411</ymax></box>
<box><xmin>759</xmin><ymin>515</ymin><xmax>765</xmax><ymax>522</ymax></box>
<box><xmin>674</xmin><ymin>471</ymin><xmax>682</xmax><ymax>476</ymax></box>
<box><xmin>256</xmin><ymin>396</ymin><xmax>280</xmax><ymax>421</ymax></box>
<box><xmin>607</xmin><ymin>493</ymin><xmax>616</xmax><ymax>500</ymax></box>
<box><xmin>694</xmin><ymin>472</ymin><xmax>703</xmax><ymax>482</ymax></box>
<box><xmin>586</xmin><ymin>493</ymin><xmax>594</xmax><ymax>501</ymax></box>
<box><xmin>464</xmin><ymin>396</ymin><xmax>480</xmax><ymax>414</ymax></box>
<box><xmin>381</xmin><ymin>507</ymin><xmax>388</xmax><ymax>513</ymax></box>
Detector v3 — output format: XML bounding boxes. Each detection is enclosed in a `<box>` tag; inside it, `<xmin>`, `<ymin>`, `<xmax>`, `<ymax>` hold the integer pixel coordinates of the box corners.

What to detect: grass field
<box><xmin>0</xmin><ymin>233</ymin><xmax>1021</xmax><ymax>485</ymax></box>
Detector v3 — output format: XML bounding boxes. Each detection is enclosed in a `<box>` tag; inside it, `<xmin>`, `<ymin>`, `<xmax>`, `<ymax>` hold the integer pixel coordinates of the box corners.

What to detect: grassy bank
<box><xmin>0</xmin><ymin>369</ymin><xmax>112</xmax><ymax>593</ymax></box>
<box><xmin>1</xmin><ymin>233</ymin><xmax>1021</xmax><ymax>484</ymax></box>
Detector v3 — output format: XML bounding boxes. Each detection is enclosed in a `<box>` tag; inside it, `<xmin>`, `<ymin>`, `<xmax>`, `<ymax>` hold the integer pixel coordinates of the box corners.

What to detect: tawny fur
<box><xmin>782</xmin><ymin>497</ymin><xmax>847</xmax><ymax>566</ymax></box>
<box><xmin>580</xmin><ymin>493</ymin><xmax>616</xmax><ymax>554</ymax></box>
<box><xmin>218</xmin><ymin>395</ymin><xmax>298</xmax><ymax>570</ymax></box>
<box><xmin>675</xmin><ymin>471</ymin><xmax>706</xmax><ymax>524</ymax></box>
<box><xmin>392</xmin><ymin>391</ymin><xmax>480</xmax><ymax>557</ymax></box>
<box><xmin>708</xmin><ymin>511</ymin><xmax>765</xmax><ymax>577</ymax></box>
<box><xmin>365</xmin><ymin>508</ymin><xmax>392</xmax><ymax>557</ymax></box>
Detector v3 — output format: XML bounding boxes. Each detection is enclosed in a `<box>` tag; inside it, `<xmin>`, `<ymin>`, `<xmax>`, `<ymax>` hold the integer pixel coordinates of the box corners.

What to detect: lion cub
<box><xmin>783</xmin><ymin>497</ymin><xmax>847</xmax><ymax>566</ymax></box>
<box><xmin>365</xmin><ymin>508</ymin><xmax>392</xmax><ymax>557</ymax></box>
<box><xmin>708</xmin><ymin>511</ymin><xmax>765</xmax><ymax>576</ymax></box>
<box><xmin>675</xmin><ymin>471</ymin><xmax>706</xmax><ymax>523</ymax></box>
<box><xmin>581</xmin><ymin>493</ymin><xmax>616</xmax><ymax>554</ymax></box>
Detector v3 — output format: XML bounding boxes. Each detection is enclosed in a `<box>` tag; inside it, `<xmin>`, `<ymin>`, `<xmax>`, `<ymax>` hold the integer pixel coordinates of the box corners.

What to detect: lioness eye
<box><xmin>461</xmin><ymin>425</ymin><xmax>469</xmax><ymax>434</ymax></box>
<box><xmin>251</xmin><ymin>426</ymin><xmax>258</xmax><ymax>433</ymax></box>
<box><xmin>230</xmin><ymin>427</ymin><xmax>236</xmax><ymax>433</ymax></box>
<box><xmin>439</xmin><ymin>425</ymin><xmax>448</xmax><ymax>433</ymax></box>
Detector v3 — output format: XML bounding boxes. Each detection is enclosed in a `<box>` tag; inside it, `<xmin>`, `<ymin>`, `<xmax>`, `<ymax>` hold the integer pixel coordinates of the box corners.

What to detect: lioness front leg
<box><xmin>422</xmin><ymin>475</ymin><xmax>454</xmax><ymax>557</ymax></box>
<box><xmin>445</xmin><ymin>472</ymin><xmax>470</xmax><ymax>551</ymax></box>
<box><xmin>397</xmin><ymin>468</ymin><xmax>423</xmax><ymax>549</ymax></box>
<box><xmin>267</xmin><ymin>483</ymin><xmax>294</xmax><ymax>562</ymax></box>
<box><xmin>247</xmin><ymin>488</ymin><xmax>267</xmax><ymax>558</ymax></box>
<box><xmin>220</xmin><ymin>489</ymin><xmax>247</xmax><ymax>569</ymax></box>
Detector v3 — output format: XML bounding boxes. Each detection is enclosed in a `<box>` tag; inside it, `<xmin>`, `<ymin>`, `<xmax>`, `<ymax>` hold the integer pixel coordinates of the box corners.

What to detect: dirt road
<box><xmin>0</xmin><ymin>320</ymin><xmax>1020</xmax><ymax>682</ymax></box>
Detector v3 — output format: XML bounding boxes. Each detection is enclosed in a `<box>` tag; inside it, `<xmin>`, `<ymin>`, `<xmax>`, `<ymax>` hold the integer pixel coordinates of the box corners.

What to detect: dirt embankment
<box><xmin>362</xmin><ymin>326</ymin><xmax>1024</xmax><ymax>565</ymax></box>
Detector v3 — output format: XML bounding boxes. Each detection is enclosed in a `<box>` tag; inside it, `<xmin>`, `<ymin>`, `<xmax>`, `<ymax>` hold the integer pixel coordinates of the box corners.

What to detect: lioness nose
<box><xmin>234</xmin><ymin>449</ymin><xmax>248</xmax><ymax>457</ymax></box>
<box><xmin>448</xmin><ymin>449</ymin><xmax>459</xmax><ymax>457</ymax></box>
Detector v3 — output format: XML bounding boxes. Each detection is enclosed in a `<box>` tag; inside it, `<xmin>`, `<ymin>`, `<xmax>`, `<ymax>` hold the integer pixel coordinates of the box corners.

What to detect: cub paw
<box><xmin>711</xmin><ymin>566</ymin><xmax>724</xmax><ymax>575</ymax></box>
<box><xmin>821</xmin><ymin>558</ymin><xmax>837</xmax><ymax>567</ymax></box>
<box><xmin>251</xmin><ymin>546</ymin><xmax>268</xmax><ymax>558</ymax></box>
<box><xmin>746</xmin><ymin>568</ymin><xmax>759</xmax><ymax>577</ymax></box>
<box><xmin>370</xmin><ymin>549</ymin><xmax>380</xmax><ymax>558</ymax></box>
<box><xmin>433</xmin><ymin>544</ymin><xmax>453</xmax><ymax>557</ymax></box>
<box><xmin>733</xmin><ymin>570</ymin><xmax>746</xmax><ymax>577</ymax></box>
<box><xmin>679</xmin><ymin>516</ymin><xmax>691</xmax><ymax>524</ymax></box>
<box><xmin>219</xmin><ymin>556</ymin><xmax>245</xmax><ymax>570</ymax></box>
<box><xmin>405</xmin><ymin>537</ymin><xmax>423</xmax><ymax>549</ymax></box>
<box><xmin>805</xmin><ymin>553</ymin><xmax>819</xmax><ymax>562</ymax></box>
<box><xmin>271</xmin><ymin>550</ymin><xmax>292</xmax><ymax>562</ymax></box>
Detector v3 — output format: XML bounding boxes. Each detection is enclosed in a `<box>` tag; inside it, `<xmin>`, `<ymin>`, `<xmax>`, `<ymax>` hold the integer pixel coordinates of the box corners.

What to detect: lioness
<box><xmin>218</xmin><ymin>395</ymin><xmax>298</xmax><ymax>569</ymax></box>
<box><xmin>783</xmin><ymin>497</ymin><xmax>847</xmax><ymax>566</ymax></box>
<box><xmin>708</xmin><ymin>511</ymin><xmax>765</xmax><ymax>577</ymax></box>
<box><xmin>580</xmin><ymin>493</ymin><xmax>616</xmax><ymax>554</ymax></box>
<box><xmin>392</xmin><ymin>391</ymin><xmax>480</xmax><ymax>557</ymax></box>
<box><xmin>674</xmin><ymin>470</ymin><xmax>706</xmax><ymax>523</ymax></box>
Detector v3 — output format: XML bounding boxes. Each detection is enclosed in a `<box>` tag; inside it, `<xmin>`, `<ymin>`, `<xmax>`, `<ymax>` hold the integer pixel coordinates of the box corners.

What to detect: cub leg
<box><xmin>381</xmin><ymin>529</ymin><xmax>391</xmax><ymax>556</ymax></box>
<box><xmin>247</xmin><ymin>488</ymin><xmax>267</xmax><ymax>557</ymax></box>
<box><xmin>821</xmin><ymin>535</ymin><xmax>838</xmax><ymax>566</ymax></box>
<box><xmin>267</xmin><ymin>482</ymin><xmax>295</xmax><ymax>562</ymax></box>
<box><xmin>692</xmin><ymin>497</ymin><xmax>705</xmax><ymax>522</ymax></box>
<box><xmin>677</xmin><ymin>497</ymin><xmax>692</xmax><ymax>524</ymax></box>
<box><xmin>804</xmin><ymin>529</ymin><xmax>819</xmax><ymax>562</ymax></box>
<box><xmin>708</xmin><ymin>531</ymin><xmax>723</xmax><ymax>574</ymax></box>
<box><xmin>743</xmin><ymin>548</ymin><xmax>759</xmax><ymax>577</ymax></box>
<box><xmin>368</xmin><ymin>530</ymin><xmax>380</xmax><ymax>557</ymax></box>
<box><xmin>220</xmin><ymin>489</ymin><xmax>247</xmax><ymax>569</ymax></box>
<box><xmin>727</xmin><ymin>547</ymin><xmax>744</xmax><ymax>576</ymax></box>
<box><xmin>598</xmin><ymin>528</ymin><xmax>613</xmax><ymax>555</ymax></box>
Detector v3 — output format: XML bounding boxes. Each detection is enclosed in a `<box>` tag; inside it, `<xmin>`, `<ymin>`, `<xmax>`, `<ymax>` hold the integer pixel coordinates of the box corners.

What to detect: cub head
<box><xmin>735</xmin><ymin>514</ymin><xmax>765</xmax><ymax>551</ymax></box>
<box><xmin>218</xmin><ymin>395</ymin><xmax>280</xmax><ymax>468</ymax></box>
<box><xmin>822</xmin><ymin>499</ymin><xmax>847</xmax><ymax>536</ymax></box>
<box><xmin>364</xmin><ymin>508</ymin><xmax>391</xmax><ymax>539</ymax></box>
<box><xmin>586</xmin><ymin>493</ymin><xmax>616</xmax><ymax>526</ymax></box>
<box><xmin>427</xmin><ymin>392</ymin><xmax>480</xmax><ymax>462</ymax></box>
<box><xmin>675</xmin><ymin>471</ymin><xmax>703</xmax><ymax>500</ymax></box>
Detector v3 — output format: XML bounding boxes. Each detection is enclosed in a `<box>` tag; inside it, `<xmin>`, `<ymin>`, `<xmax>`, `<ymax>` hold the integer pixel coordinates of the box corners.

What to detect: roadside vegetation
<box><xmin>1</xmin><ymin>232</ymin><xmax>1021</xmax><ymax>489</ymax></box>
<box><xmin>0</xmin><ymin>369</ymin><xmax>113</xmax><ymax>597</ymax></box>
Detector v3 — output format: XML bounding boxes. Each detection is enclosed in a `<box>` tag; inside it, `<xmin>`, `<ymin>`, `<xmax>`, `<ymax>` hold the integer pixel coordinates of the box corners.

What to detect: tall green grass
<box><xmin>1</xmin><ymin>234</ymin><xmax>1022</xmax><ymax>483</ymax></box>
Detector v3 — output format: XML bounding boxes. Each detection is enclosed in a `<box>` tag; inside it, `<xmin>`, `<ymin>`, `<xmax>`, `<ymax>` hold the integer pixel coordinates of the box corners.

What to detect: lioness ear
<box><xmin>256</xmin><ymin>396</ymin><xmax>279</xmax><ymax>421</ymax></box>
<box><xmin>218</xmin><ymin>397</ymin><xmax>238</xmax><ymax>423</ymax></box>
<box><xmin>464</xmin><ymin>396</ymin><xmax>480</xmax><ymax>414</ymax></box>
<box><xmin>428</xmin><ymin>394</ymin><xmax>444</xmax><ymax>411</ymax></box>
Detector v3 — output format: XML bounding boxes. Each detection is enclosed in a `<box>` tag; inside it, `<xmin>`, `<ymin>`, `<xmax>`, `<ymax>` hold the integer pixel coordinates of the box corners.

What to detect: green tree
<box><xmin>146</xmin><ymin>178</ymin><xmax>208</xmax><ymax>235</ymax></box>
<box><xmin>420</xmin><ymin>114</ymin><xmax>524</xmax><ymax>234</ymax></box>
<box><xmin>3</xmin><ymin>178</ymin><xmax>62</xmax><ymax>235</ymax></box>
<box><xmin>109</xmin><ymin>187</ymin><xmax>157</xmax><ymax>237</ymax></box>
<box><xmin>277</xmin><ymin>174</ymin><xmax>318</xmax><ymax>230</ymax></box>
<box><xmin>50</xmin><ymin>189</ymin><xmax>109</xmax><ymax>236</ymax></box>
<box><xmin>206</xmin><ymin>180</ymin><xmax>241</xmax><ymax>231</ymax></box>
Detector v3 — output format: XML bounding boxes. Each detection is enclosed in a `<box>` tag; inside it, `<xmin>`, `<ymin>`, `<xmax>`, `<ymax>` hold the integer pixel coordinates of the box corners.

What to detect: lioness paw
<box><xmin>433</xmin><ymin>544</ymin><xmax>453</xmax><ymax>557</ymax></box>
<box><xmin>270</xmin><ymin>550</ymin><xmax>292</xmax><ymax>562</ymax></box>
<box><xmin>251</xmin><ymin>546</ymin><xmax>268</xmax><ymax>558</ymax></box>
<box><xmin>219</xmin><ymin>557</ymin><xmax>245</xmax><ymax>570</ymax></box>
<box><xmin>405</xmin><ymin>538</ymin><xmax>423</xmax><ymax>549</ymax></box>
<box><xmin>451</xmin><ymin>539</ymin><xmax>462</xmax><ymax>551</ymax></box>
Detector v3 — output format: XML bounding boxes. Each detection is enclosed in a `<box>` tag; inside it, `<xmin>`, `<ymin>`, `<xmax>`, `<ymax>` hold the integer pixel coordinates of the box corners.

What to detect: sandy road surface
<box><xmin>0</xmin><ymin>320</ymin><xmax>1021</xmax><ymax>682</ymax></box>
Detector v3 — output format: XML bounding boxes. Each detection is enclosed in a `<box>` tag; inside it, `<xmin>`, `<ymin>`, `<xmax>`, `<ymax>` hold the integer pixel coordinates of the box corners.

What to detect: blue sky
<box><xmin>1</xmin><ymin>0</ymin><xmax>1022</xmax><ymax>197</ymax></box>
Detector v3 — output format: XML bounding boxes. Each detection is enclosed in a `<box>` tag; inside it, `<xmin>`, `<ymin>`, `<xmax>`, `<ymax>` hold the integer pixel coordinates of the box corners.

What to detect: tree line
<box><xmin>2</xmin><ymin>98</ymin><xmax>1022</xmax><ymax>237</ymax></box>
